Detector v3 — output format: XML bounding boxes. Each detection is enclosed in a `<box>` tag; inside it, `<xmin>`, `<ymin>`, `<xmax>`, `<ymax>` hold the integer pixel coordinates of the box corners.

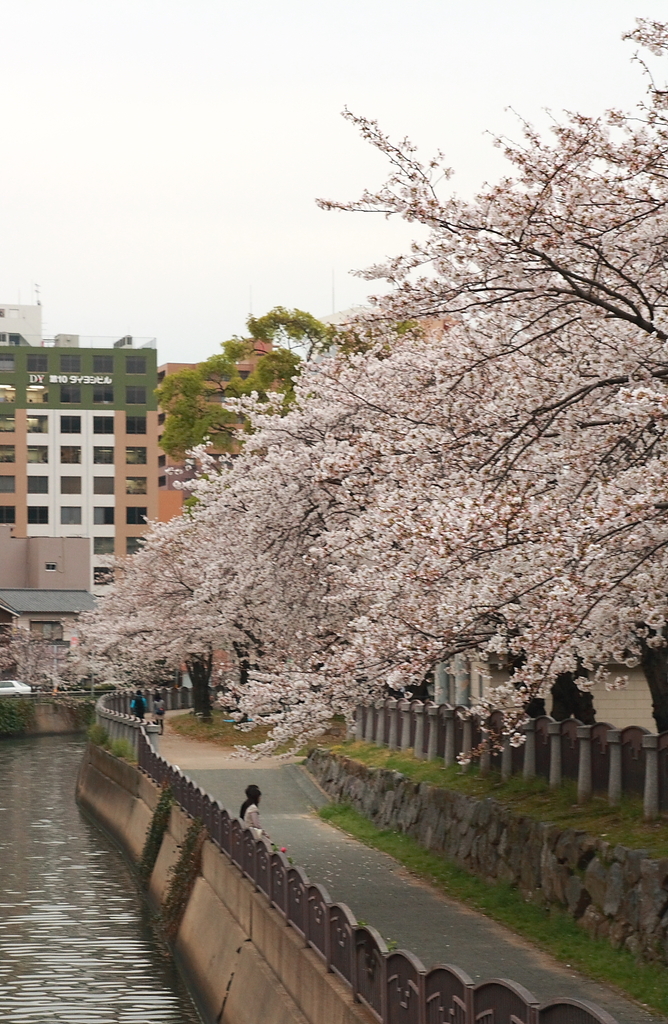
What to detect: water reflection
<box><xmin>0</xmin><ymin>735</ymin><xmax>200</xmax><ymax>1023</ymax></box>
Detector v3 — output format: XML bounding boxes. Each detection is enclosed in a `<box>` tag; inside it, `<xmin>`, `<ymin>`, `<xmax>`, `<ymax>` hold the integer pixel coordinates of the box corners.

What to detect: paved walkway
<box><xmin>160</xmin><ymin>715</ymin><xmax>663</xmax><ymax>1023</ymax></box>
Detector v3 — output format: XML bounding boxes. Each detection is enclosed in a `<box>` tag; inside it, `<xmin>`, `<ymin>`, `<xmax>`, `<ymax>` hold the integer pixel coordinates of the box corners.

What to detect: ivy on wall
<box><xmin>161</xmin><ymin>818</ymin><xmax>205</xmax><ymax>942</ymax></box>
<box><xmin>138</xmin><ymin>785</ymin><xmax>173</xmax><ymax>887</ymax></box>
<box><xmin>0</xmin><ymin>698</ymin><xmax>35</xmax><ymax>735</ymax></box>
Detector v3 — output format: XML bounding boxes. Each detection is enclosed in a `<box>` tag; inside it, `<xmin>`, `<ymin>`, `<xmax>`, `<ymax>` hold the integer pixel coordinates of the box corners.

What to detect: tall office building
<box><xmin>0</xmin><ymin>303</ymin><xmax>158</xmax><ymax>585</ymax></box>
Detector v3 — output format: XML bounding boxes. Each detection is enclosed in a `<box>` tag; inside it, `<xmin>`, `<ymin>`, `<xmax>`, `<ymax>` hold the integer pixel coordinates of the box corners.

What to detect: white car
<box><xmin>0</xmin><ymin>679</ymin><xmax>32</xmax><ymax>696</ymax></box>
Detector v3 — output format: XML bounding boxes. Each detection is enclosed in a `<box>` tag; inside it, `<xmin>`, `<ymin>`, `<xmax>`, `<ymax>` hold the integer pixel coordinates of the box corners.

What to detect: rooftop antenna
<box><xmin>35</xmin><ymin>283</ymin><xmax>41</xmax><ymax>306</ymax></box>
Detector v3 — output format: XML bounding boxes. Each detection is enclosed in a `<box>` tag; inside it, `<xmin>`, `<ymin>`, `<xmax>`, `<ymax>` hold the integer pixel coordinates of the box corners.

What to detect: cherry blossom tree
<box><xmin>0</xmin><ymin>626</ymin><xmax>70</xmax><ymax>690</ymax></box>
<box><xmin>307</xmin><ymin>18</ymin><xmax>668</xmax><ymax>731</ymax></box>
<box><xmin>82</xmin><ymin>20</ymin><xmax>668</xmax><ymax>746</ymax></box>
<box><xmin>78</xmin><ymin>504</ymin><xmax>228</xmax><ymax>718</ymax></box>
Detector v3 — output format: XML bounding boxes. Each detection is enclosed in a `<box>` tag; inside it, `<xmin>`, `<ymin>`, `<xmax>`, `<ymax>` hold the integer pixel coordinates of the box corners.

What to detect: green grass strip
<box><xmin>319</xmin><ymin>802</ymin><xmax>668</xmax><ymax>1016</ymax></box>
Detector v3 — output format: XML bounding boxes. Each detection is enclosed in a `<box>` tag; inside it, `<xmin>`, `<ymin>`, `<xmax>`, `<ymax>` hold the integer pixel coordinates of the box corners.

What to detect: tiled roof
<box><xmin>0</xmin><ymin>589</ymin><xmax>96</xmax><ymax>614</ymax></box>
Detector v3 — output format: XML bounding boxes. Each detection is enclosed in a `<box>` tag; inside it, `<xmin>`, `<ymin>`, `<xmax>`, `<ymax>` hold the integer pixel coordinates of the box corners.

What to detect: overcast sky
<box><xmin>1</xmin><ymin>1</ymin><xmax>666</xmax><ymax>362</ymax></box>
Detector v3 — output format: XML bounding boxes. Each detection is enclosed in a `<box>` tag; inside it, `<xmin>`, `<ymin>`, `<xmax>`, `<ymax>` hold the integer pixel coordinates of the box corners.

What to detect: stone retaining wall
<box><xmin>306</xmin><ymin>747</ymin><xmax>668</xmax><ymax>964</ymax></box>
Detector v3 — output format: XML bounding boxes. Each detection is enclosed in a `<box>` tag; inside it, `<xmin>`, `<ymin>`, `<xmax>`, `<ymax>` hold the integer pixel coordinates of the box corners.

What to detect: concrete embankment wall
<box><xmin>28</xmin><ymin>701</ymin><xmax>91</xmax><ymax>735</ymax></box>
<box><xmin>306</xmin><ymin>747</ymin><xmax>668</xmax><ymax>966</ymax></box>
<box><xmin>76</xmin><ymin>743</ymin><xmax>373</xmax><ymax>1024</ymax></box>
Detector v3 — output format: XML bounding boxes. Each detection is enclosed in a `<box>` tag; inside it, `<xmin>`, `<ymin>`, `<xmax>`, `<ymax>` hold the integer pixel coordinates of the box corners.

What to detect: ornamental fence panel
<box><xmin>102</xmin><ymin>695</ymin><xmax>624</xmax><ymax>1024</ymax></box>
<box><xmin>385</xmin><ymin>949</ymin><xmax>424</xmax><ymax>1024</ymax></box>
<box><xmin>591</xmin><ymin>723</ymin><xmax>612</xmax><ymax>794</ymax></box>
<box><xmin>560</xmin><ymin>718</ymin><xmax>580</xmax><ymax>780</ymax></box>
<box><xmin>287</xmin><ymin>865</ymin><xmax>309</xmax><ymax>938</ymax></box>
<box><xmin>534</xmin><ymin>715</ymin><xmax>553</xmax><ymax>779</ymax></box>
<box><xmin>354</xmin><ymin>925</ymin><xmax>387</xmax><ymax>1021</ymax></box>
<box><xmin>472</xmin><ymin>980</ymin><xmax>538</xmax><ymax>1024</ymax></box>
<box><xmin>620</xmin><ymin>726</ymin><xmax>649</xmax><ymax>797</ymax></box>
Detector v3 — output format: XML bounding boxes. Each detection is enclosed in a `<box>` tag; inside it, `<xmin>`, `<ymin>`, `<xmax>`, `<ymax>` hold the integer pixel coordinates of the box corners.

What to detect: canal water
<box><xmin>0</xmin><ymin>735</ymin><xmax>201</xmax><ymax>1023</ymax></box>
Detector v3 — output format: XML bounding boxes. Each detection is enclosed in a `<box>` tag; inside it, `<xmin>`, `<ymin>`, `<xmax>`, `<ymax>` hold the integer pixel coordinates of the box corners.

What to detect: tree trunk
<box><xmin>550</xmin><ymin>672</ymin><xmax>595</xmax><ymax>724</ymax></box>
<box><xmin>640</xmin><ymin>641</ymin><xmax>668</xmax><ymax>733</ymax></box>
<box><xmin>186</xmin><ymin>653</ymin><xmax>212</xmax><ymax>719</ymax></box>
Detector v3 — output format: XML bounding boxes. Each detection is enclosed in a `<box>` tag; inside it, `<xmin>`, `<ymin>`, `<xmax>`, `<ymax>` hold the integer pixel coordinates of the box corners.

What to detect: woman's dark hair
<box><xmin>240</xmin><ymin>784</ymin><xmax>262</xmax><ymax>820</ymax></box>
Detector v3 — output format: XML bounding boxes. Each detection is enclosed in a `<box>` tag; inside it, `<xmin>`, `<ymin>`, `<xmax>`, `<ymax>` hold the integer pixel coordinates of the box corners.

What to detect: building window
<box><xmin>0</xmin><ymin>506</ymin><xmax>15</xmax><ymax>523</ymax></box>
<box><xmin>0</xmin><ymin>446</ymin><xmax>14</xmax><ymax>462</ymax></box>
<box><xmin>93</xmin><ymin>506</ymin><xmax>114</xmax><ymax>525</ymax></box>
<box><xmin>126</xmin><ymin>537</ymin><xmax>144</xmax><ymax>555</ymax></box>
<box><xmin>93</xmin><ymin>476</ymin><xmax>114</xmax><ymax>494</ymax></box>
<box><xmin>8</xmin><ymin>334</ymin><xmax>20</xmax><ymax>345</ymax></box>
<box><xmin>93</xmin><ymin>355</ymin><xmax>113</xmax><ymax>374</ymax></box>
<box><xmin>93</xmin><ymin>416</ymin><xmax>114</xmax><ymax>434</ymax></box>
<box><xmin>158</xmin><ymin>412</ymin><xmax>165</xmax><ymax>425</ymax></box>
<box><xmin>126</xmin><ymin>386</ymin><xmax>146</xmax><ymax>405</ymax></box>
<box><xmin>60</xmin><ymin>445</ymin><xmax>81</xmax><ymax>464</ymax></box>
<box><xmin>27</xmin><ymin>507</ymin><xmax>49</xmax><ymax>524</ymax></box>
<box><xmin>126</xmin><ymin>446</ymin><xmax>147</xmax><ymax>464</ymax></box>
<box><xmin>28</xmin><ymin>415</ymin><xmax>48</xmax><ymax>433</ymax></box>
<box><xmin>126</xmin><ymin>356</ymin><xmax>146</xmax><ymax>374</ymax></box>
<box><xmin>45</xmin><ymin>562</ymin><xmax>57</xmax><ymax>571</ymax></box>
<box><xmin>126</xmin><ymin>476</ymin><xmax>147</xmax><ymax>494</ymax></box>
<box><xmin>93</xmin><ymin>537</ymin><xmax>115</xmax><ymax>555</ymax></box>
<box><xmin>61</xmin><ymin>506</ymin><xmax>82</xmax><ymax>524</ymax></box>
<box><xmin>30</xmin><ymin>620</ymin><xmax>62</xmax><ymax>639</ymax></box>
<box><xmin>61</xmin><ymin>476</ymin><xmax>82</xmax><ymax>494</ymax></box>
<box><xmin>93</xmin><ymin>386</ymin><xmax>114</xmax><ymax>404</ymax></box>
<box><xmin>158</xmin><ymin>475</ymin><xmax>166</xmax><ymax>487</ymax></box>
<box><xmin>0</xmin><ymin>476</ymin><xmax>14</xmax><ymax>492</ymax></box>
<box><xmin>126</xmin><ymin>416</ymin><xmax>146</xmax><ymax>434</ymax></box>
<box><xmin>126</xmin><ymin>506</ymin><xmax>147</xmax><ymax>524</ymax></box>
<box><xmin>27</xmin><ymin>354</ymin><xmax>48</xmax><ymax>373</ymax></box>
<box><xmin>60</xmin><ymin>385</ymin><xmax>81</xmax><ymax>404</ymax></box>
<box><xmin>0</xmin><ymin>354</ymin><xmax>14</xmax><ymax>371</ymax></box>
<box><xmin>60</xmin><ymin>354</ymin><xmax>81</xmax><ymax>372</ymax></box>
<box><xmin>93</xmin><ymin>446</ymin><xmax>114</xmax><ymax>464</ymax></box>
<box><xmin>0</xmin><ymin>413</ymin><xmax>15</xmax><ymax>432</ymax></box>
<box><xmin>60</xmin><ymin>415</ymin><xmax>81</xmax><ymax>433</ymax></box>
<box><xmin>26</xmin><ymin>387</ymin><xmax>48</xmax><ymax>404</ymax></box>
<box><xmin>94</xmin><ymin>566</ymin><xmax>114</xmax><ymax>585</ymax></box>
<box><xmin>0</xmin><ymin>385</ymin><xmax>16</xmax><ymax>403</ymax></box>
<box><xmin>27</xmin><ymin>477</ymin><xmax>48</xmax><ymax>494</ymax></box>
<box><xmin>27</xmin><ymin>446</ymin><xmax>48</xmax><ymax>464</ymax></box>
<box><xmin>158</xmin><ymin>454</ymin><xmax>166</xmax><ymax>467</ymax></box>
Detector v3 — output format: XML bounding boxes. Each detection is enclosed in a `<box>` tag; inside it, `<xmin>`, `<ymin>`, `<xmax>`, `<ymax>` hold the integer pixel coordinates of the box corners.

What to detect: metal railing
<box><xmin>352</xmin><ymin>699</ymin><xmax>668</xmax><ymax>819</ymax></box>
<box><xmin>95</xmin><ymin>686</ymin><xmax>194</xmax><ymax>755</ymax></box>
<box><xmin>124</xmin><ymin>713</ymin><xmax>619</xmax><ymax>1024</ymax></box>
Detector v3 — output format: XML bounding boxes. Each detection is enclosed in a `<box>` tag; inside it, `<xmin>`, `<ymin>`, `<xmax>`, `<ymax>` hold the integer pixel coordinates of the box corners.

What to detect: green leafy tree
<box><xmin>157</xmin><ymin>308</ymin><xmax>329</xmax><ymax>459</ymax></box>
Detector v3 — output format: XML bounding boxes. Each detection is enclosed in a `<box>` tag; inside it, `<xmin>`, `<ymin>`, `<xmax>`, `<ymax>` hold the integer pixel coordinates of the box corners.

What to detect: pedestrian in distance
<box><xmin>240</xmin><ymin>784</ymin><xmax>269</xmax><ymax>841</ymax></box>
<box><xmin>153</xmin><ymin>694</ymin><xmax>165</xmax><ymax>733</ymax></box>
<box><xmin>130</xmin><ymin>689</ymin><xmax>146</xmax><ymax>721</ymax></box>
